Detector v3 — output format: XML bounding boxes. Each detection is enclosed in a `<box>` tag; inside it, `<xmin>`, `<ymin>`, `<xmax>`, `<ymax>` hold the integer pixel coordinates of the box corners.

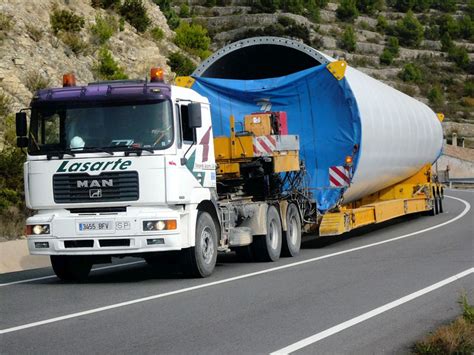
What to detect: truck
<box><xmin>15</xmin><ymin>37</ymin><xmax>444</xmax><ymax>281</ymax></box>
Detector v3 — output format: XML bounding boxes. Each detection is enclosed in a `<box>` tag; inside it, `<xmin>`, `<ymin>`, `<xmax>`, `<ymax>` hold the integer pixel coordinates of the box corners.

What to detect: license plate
<box><xmin>78</xmin><ymin>221</ymin><xmax>113</xmax><ymax>232</ymax></box>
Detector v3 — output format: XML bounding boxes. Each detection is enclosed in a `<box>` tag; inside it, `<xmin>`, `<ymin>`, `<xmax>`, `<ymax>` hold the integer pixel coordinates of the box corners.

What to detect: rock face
<box><xmin>0</xmin><ymin>0</ymin><xmax>177</xmax><ymax>114</ymax></box>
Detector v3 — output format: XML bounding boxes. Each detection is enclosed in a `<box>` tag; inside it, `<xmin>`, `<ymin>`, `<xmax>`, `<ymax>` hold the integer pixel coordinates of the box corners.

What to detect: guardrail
<box><xmin>447</xmin><ymin>177</ymin><xmax>474</xmax><ymax>188</ymax></box>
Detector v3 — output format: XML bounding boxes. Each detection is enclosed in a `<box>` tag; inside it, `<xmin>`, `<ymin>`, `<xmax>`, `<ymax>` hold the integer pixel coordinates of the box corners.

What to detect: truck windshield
<box><xmin>28</xmin><ymin>100</ymin><xmax>173</xmax><ymax>155</ymax></box>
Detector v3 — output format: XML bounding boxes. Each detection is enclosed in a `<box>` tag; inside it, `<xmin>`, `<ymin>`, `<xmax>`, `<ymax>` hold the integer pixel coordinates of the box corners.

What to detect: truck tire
<box><xmin>182</xmin><ymin>211</ymin><xmax>218</xmax><ymax>278</ymax></box>
<box><xmin>252</xmin><ymin>205</ymin><xmax>282</xmax><ymax>262</ymax></box>
<box><xmin>281</xmin><ymin>203</ymin><xmax>302</xmax><ymax>257</ymax></box>
<box><xmin>50</xmin><ymin>255</ymin><xmax>92</xmax><ymax>282</ymax></box>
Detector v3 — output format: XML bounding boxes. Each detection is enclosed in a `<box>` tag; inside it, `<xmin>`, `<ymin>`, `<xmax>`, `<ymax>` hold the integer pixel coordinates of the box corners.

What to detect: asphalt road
<box><xmin>1</xmin><ymin>189</ymin><xmax>473</xmax><ymax>354</ymax></box>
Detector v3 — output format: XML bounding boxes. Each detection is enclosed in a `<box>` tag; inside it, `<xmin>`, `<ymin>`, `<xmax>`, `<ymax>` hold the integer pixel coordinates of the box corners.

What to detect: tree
<box><xmin>336</xmin><ymin>0</ymin><xmax>359</xmax><ymax>22</ymax></box>
<box><xmin>376</xmin><ymin>15</ymin><xmax>388</xmax><ymax>33</ymax></box>
<box><xmin>399</xmin><ymin>63</ymin><xmax>423</xmax><ymax>83</ymax></box>
<box><xmin>339</xmin><ymin>25</ymin><xmax>357</xmax><ymax>52</ymax></box>
<box><xmin>356</xmin><ymin>0</ymin><xmax>383</xmax><ymax>15</ymax></box>
<box><xmin>428</xmin><ymin>85</ymin><xmax>444</xmax><ymax>106</ymax></box>
<box><xmin>120</xmin><ymin>0</ymin><xmax>151</xmax><ymax>33</ymax></box>
<box><xmin>174</xmin><ymin>22</ymin><xmax>211</xmax><ymax>59</ymax></box>
<box><xmin>167</xmin><ymin>52</ymin><xmax>196</xmax><ymax>76</ymax></box>
<box><xmin>94</xmin><ymin>47</ymin><xmax>128</xmax><ymax>80</ymax></box>
<box><xmin>379</xmin><ymin>36</ymin><xmax>399</xmax><ymax>65</ymax></box>
<box><xmin>393</xmin><ymin>10</ymin><xmax>424</xmax><ymax>48</ymax></box>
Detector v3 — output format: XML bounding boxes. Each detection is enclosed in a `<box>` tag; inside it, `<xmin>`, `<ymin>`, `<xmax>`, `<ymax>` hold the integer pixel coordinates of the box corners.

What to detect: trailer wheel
<box><xmin>50</xmin><ymin>255</ymin><xmax>92</xmax><ymax>282</ymax></box>
<box><xmin>252</xmin><ymin>205</ymin><xmax>282</xmax><ymax>262</ymax></box>
<box><xmin>182</xmin><ymin>211</ymin><xmax>218</xmax><ymax>278</ymax></box>
<box><xmin>437</xmin><ymin>188</ymin><xmax>443</xmax><ymax>214</ymax></box>
<box><xmin>281</xmin><ymin>203</ymin><xmax>302</xmax><ymax>257</ymax></box>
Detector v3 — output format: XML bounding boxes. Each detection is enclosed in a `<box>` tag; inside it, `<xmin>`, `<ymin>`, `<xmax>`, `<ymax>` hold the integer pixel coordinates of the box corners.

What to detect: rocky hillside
<box><xmin>0</xmin><ymin>0</ymin><xmax>181</xmax><ymax>129</ymax></box>
<box><xmin>171</xmin><ymin>0</ymin><xmax>474</xmax><ymax>147</ymax></box>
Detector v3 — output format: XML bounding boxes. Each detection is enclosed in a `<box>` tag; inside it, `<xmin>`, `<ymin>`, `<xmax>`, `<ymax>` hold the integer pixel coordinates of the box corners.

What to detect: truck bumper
<box><xmin>26</xmin><ymin>206</ymin><xmax>192</xmax><ymax>256</ymax></box>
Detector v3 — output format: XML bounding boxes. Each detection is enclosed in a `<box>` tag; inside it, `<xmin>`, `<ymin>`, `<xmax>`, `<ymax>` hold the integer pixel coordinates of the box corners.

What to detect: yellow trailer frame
<box><xmin>319</xmin><ymin>164</ymin><xmax>444</xmax><ymax>236</ymax></box>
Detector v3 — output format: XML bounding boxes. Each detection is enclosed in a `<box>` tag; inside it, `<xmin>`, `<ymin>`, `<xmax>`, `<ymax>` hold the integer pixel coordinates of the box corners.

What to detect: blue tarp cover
<box><xmin>191</xmin><ymin>65</ymin><xmax>361</xmax><ymax>212</ymax></box>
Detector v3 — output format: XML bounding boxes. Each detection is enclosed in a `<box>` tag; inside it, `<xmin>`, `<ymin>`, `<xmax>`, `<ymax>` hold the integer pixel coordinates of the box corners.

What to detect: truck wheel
<box><xmin>252</xmin><ymin>205</ymin><xmax>282</xmax><ymax>262</ymax></box>
<box><xmin>182</xmin><ymin>211</ymin><xmax>218</xmax><ymax>278</ymax></box>
<box><xmin>281</xmin><ymin>203</ymin><xmax>302</xmax><ymax>257</ymax></box>
<box><xmin>50</xmin><ymin>255</ymin><xmax>92</xmax><ymax>282</ymax></box>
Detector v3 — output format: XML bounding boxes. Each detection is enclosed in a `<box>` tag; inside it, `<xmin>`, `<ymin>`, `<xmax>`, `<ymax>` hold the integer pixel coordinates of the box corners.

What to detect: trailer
<box><xmin>15</xmin><ymin>37</ymin><xmax>444</xmax><ymax>281</ymax></box>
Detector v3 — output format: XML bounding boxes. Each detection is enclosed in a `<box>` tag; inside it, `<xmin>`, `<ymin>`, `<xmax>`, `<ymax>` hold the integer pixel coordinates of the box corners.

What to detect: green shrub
<box><xmin>91</xmin><ymin>0</ymin><xmax>121</xmax><ymax>8</ymax></box>
<box><xmin>356</xmin><ymin>0</ymin><xmax>383</xmax><ymax>15</ymax></box>
<box><xmin>339</xmin><ymin>25</ymin><xmax>357</xmax><ymax>52</ymax></box>
<box><xmin>437</xmin><ymin>14</ymin><xmax>460</xmax><ymax>39</ymax></box>
<box><xmin>174</xmin><ymin>21</ymin><xmax>211</xmax><ymax>59</ymax></box>
<box><xmin>167</xmin><ymin>52</ymin><xmax>196</xmax><ymax>76</ymax></box>
<box><xmin>448</xmin><ymin>46</ymin><xmax>470</xmax><ymax>71</ymax></box>
<box><xmin>412</xmin><ymin>0</ymin><xmax>431</xmax><ymax>12</ymax></box>
<box><xmin>386</xmin><ymin>36</ymin><xmax>399</xmax><ymax>56</ymax></box>
<box><xmin>50</xmin><ymin>8</ymin><xmax>85</xmax><ymax>34</ymax></box>
<box><xmin>440</xmin><ymin>33</ymin><xmax>453</xmax><ymax>52</ymax></box>
<box><xmin>24</xmin><ymin>72</ymin><xmax>51</xmax><ymax>93</ymax></box>
<box><xmin>432</xmin><ymin>0</ymin><xmax>456</xmax><ymax>12</ymax></box>
<box><xmin>390</xmin><ymin>0</ymin><xmax>414</xmax><ymax>12</ymax></box>
<box><xmin>458</xmin><ymin>16</ymin><xmax>474</xmax><ymax>41</ymax></box>
<box><xmin>400</xmin><ymin>63</ymin><xmax>423</xmax><ymax>83</ymax></box>
<box><xmin>249</xmin><ymin>0</ymin><xmax>279</xmax><ymax>13</ymax></box>
<box><xmin>336</xmin><ymin>0</ymin><xmax>359</xmax><ymax>22</ymax></box>
<box><xmin>376</xmin><ymin>15</ymin><xmax>388</xmax><ymax>33</ymax></box>
<box><xmin>60</xmin><ymin>32</ymin><xmax>89</xmax><ymax>55</ymax></box>
<box><xmin>393</xmin><ymin>11</ymin><xmax>424</xmax><ymax>48</ymax></box>
<box><xmin>90</xmin><ymin>15</ymin><xmax>117</xmax><ymax>44</ymax></box>
<box><xmin>120</xmin><ymin>0</ymin><xmax>151</xmax><ymax>33</ymax></box>
<box><xmin>464</xmin><ymin>81</ymin><xmax>474</xmax><ymax>98</ymax></box>
<box><xmin>179</xmin><ymin>4</ymin><xmax>190</xmax><ymax>18</ymax></box>
<box><xmin>150</xmin><ymin>27</ymin><xmax>164</xmax><ymax>42</ymax></box>
<box><xmin>153</xmin><ymin>0</ymin><xmax>180</xmax><ymax>29</ymax></box>
<box><xmin>380</xmin><ymin>37</ymin><xmax>399</xmax><ymax>65</ymax></box>
<box><xmin>428</xmin><ymin>84</ymin><xmax>444</xmax><ymax>106</ymax></box>
<box><xmin>94</xmin><ymin>47</ymin><xmax>128</xmax><ymax>80</ymax></box>
<box><xmin>379</xmin><ymin>49</ymin><xmax>394</xmax><ymax>65</ymax></box>
<box><xmin>0</xmin><ymin>13</ymin><xmax>13</xmax><ymax>31</ymax></box>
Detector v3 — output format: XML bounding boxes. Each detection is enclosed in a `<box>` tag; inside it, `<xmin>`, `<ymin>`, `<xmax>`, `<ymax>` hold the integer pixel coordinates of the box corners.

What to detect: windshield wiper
<box><xmin>80</xmin><ymin>147</ymin><xmax>115</xmax><ymax>155</ymax></box>
<box><xmin>122</xmin><ymin>146</ymin><xmax>155</xmax><ymax>156</ymax></box>
<box><xmin>46</xmin><ymin>149</ymin><xmax>76</xmax><ymax>160</ymax></box>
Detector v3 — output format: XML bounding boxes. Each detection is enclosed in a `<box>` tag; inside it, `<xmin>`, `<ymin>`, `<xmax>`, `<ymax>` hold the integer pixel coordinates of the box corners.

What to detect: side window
<box><xmin>180</xmin><ymin>105</ymin><xmax>194</xmax><ymax>142</ymax></box>
<box><xmin>40</xmin><ymin>114</ymin><xmax>61</xmax><ymax>145</ymax></box>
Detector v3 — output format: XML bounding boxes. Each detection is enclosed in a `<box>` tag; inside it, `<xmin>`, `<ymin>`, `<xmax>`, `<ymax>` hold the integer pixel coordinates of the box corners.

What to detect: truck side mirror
<box><xmin>188</xmin><ymin>103</ymin><xmax>202</xmax><ymax>129</ymax></box>
<box><xmin>16</xmin><ymin>112</ymin><xmax>28</xmax><ymax>148</ymax></box>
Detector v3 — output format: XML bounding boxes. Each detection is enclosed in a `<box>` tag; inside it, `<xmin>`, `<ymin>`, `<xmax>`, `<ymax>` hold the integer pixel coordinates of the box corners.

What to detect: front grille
<box><xmin>53</xmin><ymin>172</ymin><xmax>139</xmax><ymax>203</ymax></box>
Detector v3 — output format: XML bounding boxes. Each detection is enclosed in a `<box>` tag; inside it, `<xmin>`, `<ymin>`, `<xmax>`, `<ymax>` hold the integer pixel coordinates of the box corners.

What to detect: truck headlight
<box><xmin>26</xmin><ymin>224</ymin><xmax>50</xmax><ymax>235</ymax></box>
<box><xmin>143</xmin><ymin>220</ymin><xmax>177</xmax><ymax>231</ymax></box>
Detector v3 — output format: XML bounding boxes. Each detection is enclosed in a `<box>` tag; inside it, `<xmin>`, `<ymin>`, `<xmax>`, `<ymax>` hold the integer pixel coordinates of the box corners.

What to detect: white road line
<box><xmin>271</xmin><ymin>268</ymin><xmax>474</xmax><ymax>355</ymax></box>
<box><xmin>0</xmin><ymin>196</ymin><xmax>470</xmax><ymax>335</ymax></box>
<box><xmin>0</xmin><ymin>261</ymin><xmax>145</xmax><ymax>287</ymax></box>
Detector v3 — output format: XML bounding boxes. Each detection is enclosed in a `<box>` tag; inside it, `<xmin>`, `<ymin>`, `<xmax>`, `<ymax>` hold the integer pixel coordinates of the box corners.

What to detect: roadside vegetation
<box><xmin>413</xmin><ymin>294</ymin><xmax>474</xmax><ymax>354</ymax></box>
<box><xmin>0</xmin><ymin>92</ymin><xmax>27</xmax><ymax>240</ymax></box>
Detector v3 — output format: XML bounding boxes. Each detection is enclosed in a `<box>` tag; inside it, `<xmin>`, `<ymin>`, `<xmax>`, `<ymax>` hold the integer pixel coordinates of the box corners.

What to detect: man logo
<box><xmin>77</xmin><ymin>179</ymin><xmax>113</xmax><ymax>188</ymax></box>
<box><xmin>89</xmin><ymin>189</ymin><xmax>102</xmax><ymax>198</ymax></box>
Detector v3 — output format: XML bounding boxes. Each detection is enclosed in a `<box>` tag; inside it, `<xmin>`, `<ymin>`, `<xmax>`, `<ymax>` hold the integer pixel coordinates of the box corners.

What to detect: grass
<box><xmin>413</xmin><ymin>294</ymin><xmax>474</xmax><ymax>354</ymax></box>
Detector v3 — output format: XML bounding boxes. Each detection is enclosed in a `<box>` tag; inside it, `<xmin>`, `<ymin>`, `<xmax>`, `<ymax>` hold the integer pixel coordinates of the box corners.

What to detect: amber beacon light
<box><xmin>150</xmin><ymin>67</ymin><xmax>164</xmax><ymax>82</ymax></box>
<box><xmin>62</xmin><ymin>73</ymin><xmax>76</xmax><ymax>87</ymax></box>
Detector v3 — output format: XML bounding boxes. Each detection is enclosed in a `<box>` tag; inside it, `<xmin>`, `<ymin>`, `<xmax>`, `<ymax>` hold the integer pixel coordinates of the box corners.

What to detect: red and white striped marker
<box><xmin>253</xmin><ymin>135</ymin><xmax>277</xmax><ymax>156</ymax></box>
<box><xmin>329</xmin><ymin>166</ymin><xmax>351</xmax><ymax>187</ymax></box>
